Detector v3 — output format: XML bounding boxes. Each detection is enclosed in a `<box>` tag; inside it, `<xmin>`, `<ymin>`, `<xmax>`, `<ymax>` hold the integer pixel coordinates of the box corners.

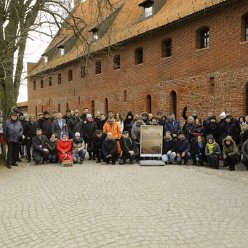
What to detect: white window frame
<box><xmin>144</xmin><ymin>6</ymin><xmax>153</xmax><ymax>18</ymax></box>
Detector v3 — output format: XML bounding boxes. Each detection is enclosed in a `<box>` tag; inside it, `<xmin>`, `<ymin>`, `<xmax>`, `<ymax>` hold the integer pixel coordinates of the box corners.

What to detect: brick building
<box><xmin>28</xmin><ymin>0</ymin><xmax>248</xmax><ymax>119</ymax></box>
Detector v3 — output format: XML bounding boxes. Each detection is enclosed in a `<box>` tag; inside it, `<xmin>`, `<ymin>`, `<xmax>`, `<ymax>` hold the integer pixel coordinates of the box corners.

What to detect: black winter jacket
<box><xmin>102</xmin><ymin>138</ymin><xmax>117</xmax><ymax>156</ymax></box>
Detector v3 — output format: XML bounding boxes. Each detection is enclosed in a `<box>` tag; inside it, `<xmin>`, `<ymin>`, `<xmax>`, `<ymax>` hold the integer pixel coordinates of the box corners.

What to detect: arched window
<box><xmin>35</xmin><ymin>106</ymin><xmax>38</xmax><ymax>120</ymax></box>
<box><xmin>58</xmin><ymin>73</ymin><xmax>62</xmax><ymax>84</ymax></box>
<box><xmin>170</xmin><ymin>91</ymin><xmax>177</xmax><ymax>117</ymax></box>
<box><xmin>41</xmin><ymin>105</ymin><xmax>44</xmax><ymax>112</ymax></box>
<box><xmin>66</xmin><ymin>103</ymin><xmax>69</xmax><ymax>110</ymax></box>
<box><xmin>78</xmin><ymin>96</ymin><xmax>81</xmax><ymax>105</ymax></box>
<box><xmin>161</xmin><ymin>39</ymin><xmax>172</xmax><ymax>57</ymax></box>
<box><xmin>68</xmin><ymin>69</ymin><xmax>73</xmax><ymax>81</ymax></box>
<box><xmin>146</xmin><ymin>94</ymin><xmax>152</xmax><ymax>113</ymax></box>
<box><xmin>105</xmin><ymin>98</ymin><xmax>109</xmax><ymax>115</ymax></box>
<box><xmin>135</xmin><ymin>47</ymin><xmax>143</xmax><ymax>64</ymax></box>
<box><xmin>245</xmin><ymin>83</ymin><xmax>248</xmax><ymax>115</ymax></box>
<box><xmin>197</xmin><ymin>27</ymin><xmax>209</xmax><ymax>49</ymax></box>
<box><xmin>91</xmin><ymin>100</ymin><xmax>95</xmax><ymax>117</ymax></box>
<box><xmin>242</xmin><ymin>13</ymin><xmax>248</xmax><ymax>41</ymax></box>
<box><xmin>58</xmin><ymin>104</ymin><xmax>61</xmax><ymax>112</ymax></box>
<box><xmin>124</xmin><ymin>90</ymin><xmax>127</xmax><ymax>102</ymax></box>
<box><xmin>49</xmin><ymin>77</ymin><xmax>52</xmax><ymax>86</ymax></box>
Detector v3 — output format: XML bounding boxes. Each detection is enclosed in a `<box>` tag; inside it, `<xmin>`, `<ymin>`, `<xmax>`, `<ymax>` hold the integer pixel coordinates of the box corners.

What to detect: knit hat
<box><xmin>75</xmin><ymin>132</ymin><xmax>80</xmax><ymax>137</ymax></box>
<box><xmin>220</xmin><ymin>112</ymin><xmax>226</xmax><ymax>118</ymax></box>
<box><xmin>86</xmin><ymin>114</ymin><xmax>92</xmax><ymax>119</ymax></box>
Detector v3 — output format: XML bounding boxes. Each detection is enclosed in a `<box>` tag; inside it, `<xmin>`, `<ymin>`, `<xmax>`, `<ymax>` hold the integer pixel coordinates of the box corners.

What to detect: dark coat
<box><xmin>38</xmin><ymin>117</ymin><xmax>53</xmax><ymax>138</ymax></box>
<box><xmin>191</xmin><ymin>141</ymin><xmax>206</xmax><ymax>156</ymax></box>
<box><xmin>221</xmin><ymin>120</ymin><xmax>241</xmax><ymax>144</ymax></box>
<box><xmin>4</xmin><ymin>119</ymin><xmax>23</xmax><ymax>143</ymax></box>
<box><xmin>102</xmin><ymin>138</ymin><xmax>117</xmax><ymax>157</ymax></box>
<box><xmin>32</xmin><ymin>135</ymin><xmax>49</xmax><ymax>155</ymax></box>
<box><xmin>204</xmin><ymin>122</ymin><xmax>219</xmax><ymax>141</ymax></box>
<box><xmin>68</xmin><ymin>117</ymin><xmax>83</xmax><ymax>138</ymax></box>
<box><xmin>175</xmin><ymin>139</ymin><xmax>190</xmax><ymax>154</ymax></box>
<box><xmin>162</xmin><ymin>139</ymin><xmax>176</xmax><ymax>154</ymax></box>
<box><xmin>24</xmin><ymin>121</ymin><xmax>38</xmax><ymax>138</ymax></box>
<box><xmin>123</xmin><ymin>112</ymin><xmax>134</xmax><ymax>135</ymax></box>
<box><xmin>242</xmin><ymin>139</ymin><xmax>248</xmax><ymax>160</ymax></box>
<box><xmin>120</xmin><ymin>136</ymin><xmax>136</xmax><ymax>154</ymax></box>
<box><xmin>82</xmin><ymin>121</ymin><xmax>98</xmax><ymax>142</ymax></box>
<box><xmin>164</xmin><ymin>120</ymin><xmax>181</xmax><ymax>134</ymax></box>
<box><xmin>47</xmin><ymin>140</ymin><xmax>57</xmax><ymax>153</ymax></box>
<box><xmin>93</xmin><ymin>133</ymin><xmax>107</xmax><ymax>149</ymax></box>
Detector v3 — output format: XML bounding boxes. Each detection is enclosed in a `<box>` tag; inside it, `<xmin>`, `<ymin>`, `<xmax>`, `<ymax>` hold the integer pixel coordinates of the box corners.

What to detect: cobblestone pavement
<box><xmin>0</xmin><ymin>161</ymin><xmax>248</xmax><ymax>248</ymax></box>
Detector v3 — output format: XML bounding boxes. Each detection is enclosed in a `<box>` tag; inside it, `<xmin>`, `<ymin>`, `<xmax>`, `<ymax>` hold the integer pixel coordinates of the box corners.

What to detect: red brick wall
<box><xmin>28</xmin><ymin>0</ymin><xmax>248</xmax><ymax>121</ymax></box>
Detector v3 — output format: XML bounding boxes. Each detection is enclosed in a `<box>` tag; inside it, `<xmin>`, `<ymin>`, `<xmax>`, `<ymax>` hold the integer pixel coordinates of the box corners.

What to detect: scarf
<box><xmin>207</xmin><ymin>142</ymin><xmax>215</xmax><ymax>154</ymax></box>
<box><xmin>73</xmin><ymin>137</ymin><xmax>83</xmax><ymax>144</ymax></box>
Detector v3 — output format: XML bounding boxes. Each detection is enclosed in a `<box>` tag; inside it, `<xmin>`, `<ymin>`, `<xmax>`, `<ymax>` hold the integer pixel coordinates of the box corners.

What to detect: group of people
<box><xmin>1</xmin><ymin>106</ymin><xmax>248</xmax><ymax>171</ymax></box>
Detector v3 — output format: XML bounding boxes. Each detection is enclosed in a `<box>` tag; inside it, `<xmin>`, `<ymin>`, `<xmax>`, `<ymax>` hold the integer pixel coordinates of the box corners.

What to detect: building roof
<box><xmin>29</xmin><ymin>0</ymin><xmax>229</xmax><ymax>77</ymax></box>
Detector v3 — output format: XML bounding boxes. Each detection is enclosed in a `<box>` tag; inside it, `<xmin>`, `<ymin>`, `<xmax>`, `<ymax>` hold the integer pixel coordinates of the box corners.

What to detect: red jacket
<box><xmin>56</xmin><ymin>139</ymin><xmax>72</xmax><ymax>153</ymax></box>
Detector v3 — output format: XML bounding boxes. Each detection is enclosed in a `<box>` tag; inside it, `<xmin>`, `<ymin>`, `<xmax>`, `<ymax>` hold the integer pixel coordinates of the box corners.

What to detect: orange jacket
<box><xmin>103</xmin><ymin>121</ymin><xmax>121</xmax><ymax>140</ymax></box>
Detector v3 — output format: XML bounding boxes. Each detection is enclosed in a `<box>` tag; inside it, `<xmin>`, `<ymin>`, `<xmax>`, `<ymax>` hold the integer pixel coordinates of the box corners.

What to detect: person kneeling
<box><xmin>72</xmin><ymin>132</ymin><xmax>86</xmax><ymax>164</ymax></box>
<box><xmin>32</xmin><ymin>128</ymin><xmax>49</xmax><ymax>164</ymax></box>
<box><xmin>223</xmin><ymin>136</ymin><xmax>239</xmax><ymax>171</ymax></box>
<box><xmin>191</xmin><ymin>136</ymin><xmax>206</xmax><ymax>166</ymax></box>
<box><xmin>57</xmin><ymin>134</ymin><xmax>73</xmax><ymax>163</ymax></box>
<box><xmin>175</xmin><ymin>132</ymin><xmax>191</xmax><ymax>165</ymax></box>
<box><xmin>162</xmin><ymin>131</ymin><xmax>176</xmax><ymax>164</ymax></box>
<box><xmin>102</xmin><ymin>132</ymin><xmax>117</xmax><ymax>165</ymax></box>
<box><xmin>47</xmin><ymin>133</ymin><xmax>58</xmax><ymax>163</ymax></box>
<box><xmin>119</xmin><ymin>131</ymin><xmax>136</xmax><ymax>165</ymax></box>
<box><xmin>205</xmin><ymin>135</ymin><xmax>221</xmax><ymax>169</ymax></box>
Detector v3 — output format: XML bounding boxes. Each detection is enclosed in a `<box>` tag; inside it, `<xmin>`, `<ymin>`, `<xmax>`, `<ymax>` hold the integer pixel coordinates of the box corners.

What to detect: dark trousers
<box><xmin>49</xmin><ymin>152</ymin><xmax>57</xmax><ymax>163</ymax></box>
<box><xmin>104</xmin><ymin>153</ymin><xmax>117</xmax><ymax>164</ymax></box>
<box><xmin>119</xmin><ymin>152</ymin><xmax>135</xmax><ymax>165</ymax></box>
<box><xmin>26</xmin><ymin>138</ymin><xmax>33</xmax><ymax>160</ymax></box>
<box><xmin>7</xmin><ymin>142</ymin><xmax>19</xmax><ymax>165</ymax></box>
<box><xmin>33</xmin><ymin>151</ymin><xmax>49</xmax><ymax>163</ymax></box>
<box><xmin>94</xmin><ymin>147</ymin><xmax>103</xmax><ymax>161</ymax></box>
<box><xmin>224</xmin><ymin>156</ymin><xmax>237</xmax><ymax>171</ymax></box>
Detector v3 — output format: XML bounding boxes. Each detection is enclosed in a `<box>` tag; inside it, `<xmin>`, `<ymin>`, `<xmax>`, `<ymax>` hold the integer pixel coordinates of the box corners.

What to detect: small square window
<box><xmin>113</xmin><ymin>55</ymin><xmax>120</xmax><ymax>70</ymax></box>
<box><xmin>93</xmin><ymin>30</ymin><xmax>99</xmax><ymax>40</ymax></box>
<box><xmin>144</xmin><ymin>6</ymin><xmax>153</xmax><ymax>18</ymax></box>
<box><xmin>96</xmin><ymin>61</ymin><xmax>101</xmax><ymax>74</ymax></box>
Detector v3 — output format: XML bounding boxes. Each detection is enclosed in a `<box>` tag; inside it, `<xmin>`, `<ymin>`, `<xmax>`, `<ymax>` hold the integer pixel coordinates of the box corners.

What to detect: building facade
<box><xmin>28</xmin><ymin>0</ymin><xmax>248</xmax><ymax>119</ymax></box>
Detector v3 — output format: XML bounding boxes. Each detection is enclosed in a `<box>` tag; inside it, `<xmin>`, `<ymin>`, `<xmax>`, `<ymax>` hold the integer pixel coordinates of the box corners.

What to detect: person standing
<box><xmin>24</xmin><ymin>116</ymin><xmax>38</xmax><ymax>162</ymax></box>
<box><xmin>4</xmin><ymin>112</ymin><xmax>23</xmax><ymax>169</ymax></box>
<box><xmin>52</xmin><ymin>112</ymin><xmax>68</xmax><ymax>138</ymax></box>
<box><xmin>38</xmin><ymin>111</ymin><xmax>53</xmax><ymax>139</ymax></box>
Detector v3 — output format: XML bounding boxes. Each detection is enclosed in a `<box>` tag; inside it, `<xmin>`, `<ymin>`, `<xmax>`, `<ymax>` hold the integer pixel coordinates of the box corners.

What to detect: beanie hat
<box><xmin>75</xmin><ymin>132</ymin><xmax>80</xmax><ymax>137</ymax></box>
<box><xmin>86</xmin><ymin>114</ymin><xmax>92</xmax><ymax>119</ymax></box>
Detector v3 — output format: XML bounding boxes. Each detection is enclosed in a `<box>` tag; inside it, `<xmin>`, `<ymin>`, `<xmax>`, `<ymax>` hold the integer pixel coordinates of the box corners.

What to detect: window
<box><xmin>58</xmin><ymin>45</ymin><xmax>65</xmax><ymax>56</ymax></box>
<box><xmin>92</xmin><ymin>28</ymin><xmax>99</xmax><ymax>40</ymax></box>
<box><xmin>139</xmin><ymin>0</ymin><xmax>154</xmax><ymax>18</ymax></box>
<box><xmin>58</xmin><ymin>104</ymin><xmax>61</xmax><ymax>112</ymax></box>
<box><xmin>135</xmin><ymin>47</ymin><xmax>143</xmax><ymax>64</ymax></box>
<box><xmin>144</xmin><ymin>6</ymin><xmax>153</xmax><ymax>17</ymax></box>
<box><xmin>42</xmin><ymin>54</ymin><xmax>48</xmax><ymax>63</ymax></box>
<box><xmin>78</xmin><ymin>96</ymin><xmax>81</xmax><ymax>105</ymax></box>
<box><xmin>146</xmin><ymin>94</ymin><xmax>151</xmax><ymax>113</ymax></box>
<box><xmin>66</xmin><ymin>103</ymin><xmax>69</xmax><ymax>110</ymax></box>
<box><xmin>58</xmin><ymin>73</ymin><xmax>62</xmax><ymax>84</ymax></box>
<box><xmin>68</xmin><ymin>69</ymin><xmax>73</xmax><ymax>81</ymax></box>
<box><xmin>243</xmin><ymin>14</ymin><xmax>248</xmax><ymax>41</ymax></box>
<box><xmin>33</xmin><ymin>81</ymin><xmax>36</xmax><ymax>90</ymax></box>
<box><xmin>41</xmin><ymin>79</ymin><xmax>44</xmax><ymax>88</ymax></box>
<box><xmin>81</xmin><ymin>65</ymin><xmax>86</xmax><ymax>78</ymax></box>
<box><xmin>113</xmin><ymin>55</ymin><xmax>120</xmax><ymax>70</ymax></box>
<box><xmin>197</xmin><ymin>27</ymin><xmax>210</xmax><ymax>49</ymax></box>
<box><xmin>96</xmin><ymin>60</ymin><xmax>101</xmax><ymax>74</ymax></box>
<box><xmin>49</xmin><ymin>77</ymin><xmax>52</xmax><ymax>86</ymax></box>
<box><xmin>161</xmin><ymin>39</ymin><xmax>172</xmax><ymax>57</ymax></box>
<box><xmin>170</xmin><ymin>91</ymin><xmax>177</xmax><ymax>117</ymax></box>
<box><xmin>124</xmin><ymin>90</ymin><xmax>127</xmax><ymax>102</ymax></box>
<box><xmin>91</xmin><ymin>100</ymin><xmax>95</xmax><ymax>117</ymax></box>
<box><xmin>105</xmin><ymin>98</ymin><xmax>109</xmax><ymax>114</ymax></box>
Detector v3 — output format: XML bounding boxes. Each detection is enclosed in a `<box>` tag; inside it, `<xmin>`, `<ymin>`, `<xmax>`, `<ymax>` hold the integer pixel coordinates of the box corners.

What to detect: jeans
<box><xmin>162</xmin><ymin>151</ymin><xmax>176</xmax><ymax>163</ymax></box>
<box><xmin>176</xmin><ymin>152</ymin><xmax>191</xmax><ymax>165</ymax></box>
<box><xmin>72</xmin><ymin>149</ymin><xmax>86</xmax><ymax>162</ymax></box>
<box><xmin>49</xmin><ymin>153</ymin><xmax>57</xmax><ymax>163</ymax></box>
